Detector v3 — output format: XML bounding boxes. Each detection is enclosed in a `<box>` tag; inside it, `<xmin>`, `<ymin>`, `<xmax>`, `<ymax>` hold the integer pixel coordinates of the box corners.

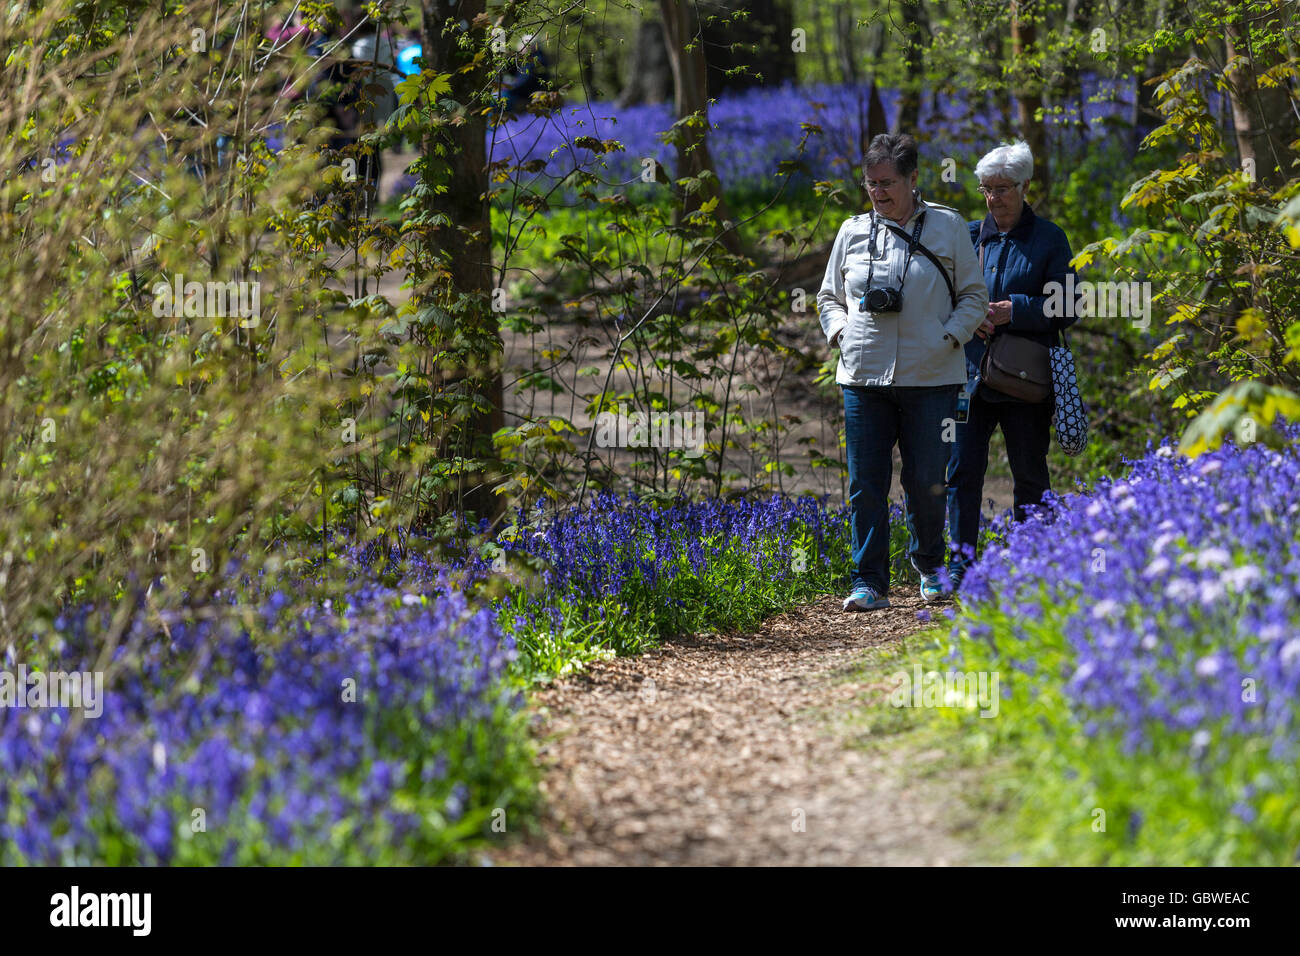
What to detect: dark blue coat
<box><xmin>965</xmin><ymin>203</ymin><xmax>1079</xmax><ymax>383</ymax></box>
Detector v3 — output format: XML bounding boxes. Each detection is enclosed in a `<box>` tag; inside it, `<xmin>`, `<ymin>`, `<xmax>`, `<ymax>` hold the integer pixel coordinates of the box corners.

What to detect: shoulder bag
<box><xmin>976</xmin><ymin>241</ymin><xmax>1052</xmax><ymax>403</ymax></box>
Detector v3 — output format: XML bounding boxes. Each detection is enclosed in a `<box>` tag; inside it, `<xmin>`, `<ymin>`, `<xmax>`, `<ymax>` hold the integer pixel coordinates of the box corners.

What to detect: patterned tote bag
<box><xmin>1050</xmin><ymin>331</ymin><xmax>1088</xmax><ymax>455</ymax></box>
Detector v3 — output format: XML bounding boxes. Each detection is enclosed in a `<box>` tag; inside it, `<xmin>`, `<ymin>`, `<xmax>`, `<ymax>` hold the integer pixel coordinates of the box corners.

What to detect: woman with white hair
<box><xmin>945</xmin><ymin>141</ymin><xmax>1080</xmax><ymax>589</ymax></box>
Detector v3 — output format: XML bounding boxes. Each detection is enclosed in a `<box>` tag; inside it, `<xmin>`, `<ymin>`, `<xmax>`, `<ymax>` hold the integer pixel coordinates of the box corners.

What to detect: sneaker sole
<box><xmin>843</xmin><ymin>597</ymin><xmax>891</xmax><ymax>612</ymax></box>
<box><xmin>919</xmin><ymin>582</ymin><xmax>947</xmax><ymax>603</ymax></box>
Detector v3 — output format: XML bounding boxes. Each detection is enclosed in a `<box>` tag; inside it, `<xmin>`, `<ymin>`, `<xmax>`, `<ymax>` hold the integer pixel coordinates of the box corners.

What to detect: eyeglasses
<box><xmin>978</xmin><ymin>184</ymin><xmax>1019</xmax><ymax>197</ymax></box>
<box><xmin>865</xmin><ymin>179</ymin><xmax>899</xmax><ymax>192</ymax></box>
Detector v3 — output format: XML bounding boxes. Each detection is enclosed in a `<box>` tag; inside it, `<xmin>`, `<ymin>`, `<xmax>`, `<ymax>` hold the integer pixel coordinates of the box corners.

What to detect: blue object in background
<box><xmin>396</xmin><ymin>43</ymin><xmax>421</xmax><ymax>77</ymax></box>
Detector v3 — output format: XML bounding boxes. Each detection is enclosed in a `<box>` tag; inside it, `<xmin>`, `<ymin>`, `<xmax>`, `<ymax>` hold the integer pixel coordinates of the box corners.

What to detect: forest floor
<box><xmin>488</xmin><ymin>591</ymin><xmax>1003</xmax><ymax>866</ymax></box>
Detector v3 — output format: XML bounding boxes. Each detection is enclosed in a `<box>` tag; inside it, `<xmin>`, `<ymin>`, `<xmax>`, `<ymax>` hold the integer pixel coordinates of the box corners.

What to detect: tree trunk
<box><xmin>989</xmin><ymin>33</ymin><xmax>1015</xmax><ymax>140</ymax></box>
<box><xmin>866</xmin><ymin>21</ymin><xmax>889</xmax><ymax>140</ymax></box>
<box><xmin>699</xmin><ymin>0</ymin><xmax>797</xmax><ymax>96</ymax></box>
<box><xmin>833</xmin><ymin>2</ymin><xmax>859</xmax><ymax>86</ymax></box>
<box><xmin>1010</xmin><ymin>0</ymin><xmax>1050</xmax><ymax>207</ymax></box>
<box><xmin>1131</xmin><ymin>0</ymin><xmax>1167</xmax><ymax>153</ymax></box>
<box><xmin>1060</xmin><ymin>0</ymin><xmax>1090</xmax><ymax>142</ymax></box>
<box><xmin>420</xmin><ymin>0</ymin><xmax>506</xmax><ymax>528</ymax></box>
<box><xmin>816</xmin><ymin>3</ymin><xmax>835</xmax><ymax>83</ymax></box>
<box><xmin>893</xmin><ymin>0</ymin><xmax>926</xmax><ymax>133</ymax></box>
<box><xmin>659</xmin><ymin>0</ymin><xmax>742</xmax><ymax>253</ymax></box>
<box><xmin>617</xmin><ymin>18</ymin><xmax>674</xmax><ymax>107</ymax></box>
<box><xmin>860</xmin><ymin>22</ymin><xmax>889</xmax><ymax>211</ymax></box>
<box><xmin>1225</xmin><ymin>16</ymin><xmax>1299</xmax><ymax>188</ymax></box>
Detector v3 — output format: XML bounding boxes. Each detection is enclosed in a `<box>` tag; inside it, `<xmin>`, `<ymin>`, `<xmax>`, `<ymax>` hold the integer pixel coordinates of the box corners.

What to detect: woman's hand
<box><xmin>977</xmin><ymin>301</ymin><xmax>1012</xmax><ymax>338</ymax></box>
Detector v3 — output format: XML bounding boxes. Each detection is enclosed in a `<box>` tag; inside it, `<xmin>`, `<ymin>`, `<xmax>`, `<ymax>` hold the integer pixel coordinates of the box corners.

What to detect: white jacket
<box><xmin>817</xmin><ymin>197</ymin><xmax>988</xmax><ymax>387</ymax></box>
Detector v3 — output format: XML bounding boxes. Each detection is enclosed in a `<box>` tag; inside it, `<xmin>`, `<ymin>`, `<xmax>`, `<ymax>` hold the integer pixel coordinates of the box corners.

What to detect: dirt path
<box><xmin>491</xmin><ymin>592</ymin><xmax>990</xmax><ymax>866</ymax></box>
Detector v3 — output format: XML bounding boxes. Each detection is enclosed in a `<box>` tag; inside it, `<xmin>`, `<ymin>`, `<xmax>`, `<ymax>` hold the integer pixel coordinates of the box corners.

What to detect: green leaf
<box><xmin>1178</xmin><ymin>381</ymin><xmax>1300</xmax><ymax>457</ymax></box>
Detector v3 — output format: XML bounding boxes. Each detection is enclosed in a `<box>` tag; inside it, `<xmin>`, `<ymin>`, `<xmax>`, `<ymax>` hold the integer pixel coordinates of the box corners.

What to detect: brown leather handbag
<box><xmin>980</xmin><ymin>332</ymin><xmax>1053</xmax><ymax>403</ymax></box>
<box><xmin>977</xmin><ymin>242</ymin><xmax>1053</xmax><ymax>403</ymax></box>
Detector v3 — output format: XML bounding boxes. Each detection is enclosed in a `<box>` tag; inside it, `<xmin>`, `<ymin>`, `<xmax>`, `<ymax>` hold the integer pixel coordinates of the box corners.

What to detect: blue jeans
<box><xmin>946</xmin><ymin>387</ymin><xmax>1053</xmax><ymax>569</ymax></box>
<box><xmin>841</xmin><ymin>383</ymin><xmax>959</xmax><ymax>595</ymax></box>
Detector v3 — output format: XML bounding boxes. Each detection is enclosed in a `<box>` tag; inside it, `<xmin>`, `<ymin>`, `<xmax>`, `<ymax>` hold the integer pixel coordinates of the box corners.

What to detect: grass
<box><xmin>378</xmin><ymin>180</ymin><xmax>850</xmax><ymax>277</ymax></box>
<box><xmin>930</xmin><ymin>600</ymin><xmax>1300</xmax><ymax>865</ymax></box>
<box><xmin>831</xmin><ymin>611</ymin><xmax>1296</xmax><ymax>866</ymax></box>
<box><xmin>830</xmin><ymin>626</ymin><xmax>1021</xmax><ymax>864</ymax></box>
<box><xmin>893</xmin><ymin>433</ymin><xmax>1300</xmax><ymax>866</ymax></box>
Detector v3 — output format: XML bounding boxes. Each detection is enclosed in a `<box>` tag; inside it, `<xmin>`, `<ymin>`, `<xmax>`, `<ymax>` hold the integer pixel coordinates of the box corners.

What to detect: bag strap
<box><xmin>883</xmin><ymin>221</ymin><xmax>956</xmax><ymax>309</ymax></box>
<box><xmin>978</xmin><ymin>240</ymin><xmax>1004</xmax><ymax>344</ymax></box>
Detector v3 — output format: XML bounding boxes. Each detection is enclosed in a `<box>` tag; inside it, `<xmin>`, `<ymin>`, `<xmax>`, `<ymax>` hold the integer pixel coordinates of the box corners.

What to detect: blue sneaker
<box><xmin>948</xmin><ymin>563</ymin><xmax>969</xmax><ymax>593</ymax></box>
<box><xmin>842</xmin><ymin>587</ymin><xmax>890</xmax><ymax>612</ymax></box>
<box><xmin>919</xmin><ymin>572</ymin><xmax>946</xmax><ymax>602</ymax></box>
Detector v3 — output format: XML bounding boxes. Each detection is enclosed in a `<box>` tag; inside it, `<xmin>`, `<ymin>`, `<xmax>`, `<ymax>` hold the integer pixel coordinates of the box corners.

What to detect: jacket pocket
<box><xmin>840</xmin><ymin>313</ymin><xmax>863</xmax><ymax>371</ymax></box>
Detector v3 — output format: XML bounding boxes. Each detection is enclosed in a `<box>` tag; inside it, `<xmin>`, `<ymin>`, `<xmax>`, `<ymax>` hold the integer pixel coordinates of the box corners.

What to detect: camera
<box><xmin>860</xmin><ymin>286</ymin><xmax>903</xmax><ymax>313</ymax></box>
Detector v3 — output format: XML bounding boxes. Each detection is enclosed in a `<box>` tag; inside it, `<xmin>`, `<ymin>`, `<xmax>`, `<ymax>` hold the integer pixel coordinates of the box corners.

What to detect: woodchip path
<box><xmin>490</xmin><ymin>592</ymin><xmax>991</xmax><ymax>866</ymax></box>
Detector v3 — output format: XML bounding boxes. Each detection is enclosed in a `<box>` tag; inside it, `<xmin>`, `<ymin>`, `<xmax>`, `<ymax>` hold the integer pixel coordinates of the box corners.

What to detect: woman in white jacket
<box><xmin>817</xmin><ymin>133</ymin><xmax>988</xmax><ymax>610</ymax></box>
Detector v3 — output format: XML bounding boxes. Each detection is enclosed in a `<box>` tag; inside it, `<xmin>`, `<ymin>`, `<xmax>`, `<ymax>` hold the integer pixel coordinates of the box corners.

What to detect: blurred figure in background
<box><xmin>309</xmin><ymin>6</ymin><xmax>398</xmax><ymax>205</ymax></box>
<box><xmin>497</xmin><ymin>33</ymin><xmax>550</xmax><ymax>115</ymax></box>
<box><xmin>265</xmin><ymin>10</ymin><xmax>315</xmax><ymax>103</ymax></box>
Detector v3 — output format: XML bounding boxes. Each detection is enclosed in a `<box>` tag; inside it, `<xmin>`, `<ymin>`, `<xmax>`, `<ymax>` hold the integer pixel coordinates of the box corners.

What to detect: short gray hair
<box><xmin>974</xmin><ymin>140</ymin><xmax>1033</xmax><ymax>188</ymax></box>
<box><xmin>863</xmin><ymin>133</ymin><xmax>918</xmax><ymax>179</ymax></box>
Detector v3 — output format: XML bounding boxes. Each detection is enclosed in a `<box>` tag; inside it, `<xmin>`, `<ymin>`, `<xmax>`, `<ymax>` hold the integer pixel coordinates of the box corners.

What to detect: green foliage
<box><xmin>489</xmin><ymin>502</ymin><xmax>924</xmax><ymax>682</ymax></box>
<box><xmin>1178</xmin><ymin>381</ymin><xmax>1300</xmax><ymax>456</ymax></box>
<box><xmin>1072</xmin><ymin>1</ymin><xmax>1300</xmax><ymax>447</ymax></box>
<box><xmin>0</xmin><ymin>0</ymin><xmax>538</xmax><ymax>864</ymax></box>
<box><xmin>0</xmin><ymin>0</ymin><xmax>357</xmax><ymax>659</ymax></box>
<box><xmin>500</xmin><ymin>530</ymin><xmax>838</xmax><ymax>678</ymax></box>
<box><xmin>481</xmin><ymin>122</ymin><xmax>853</xmax><ymax>505</ymax></box>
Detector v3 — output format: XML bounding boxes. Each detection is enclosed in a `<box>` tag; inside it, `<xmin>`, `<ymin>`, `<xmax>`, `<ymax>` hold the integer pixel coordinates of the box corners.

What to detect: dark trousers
<box><xmin>946</xmin><ymin>388</ymin><xmax>1053</xmax><ymax>567</ymax></box>
<box><xmin>842</xmin><ymin>383</ymin><xmax>959</xmax><ymax>594</ymax></box>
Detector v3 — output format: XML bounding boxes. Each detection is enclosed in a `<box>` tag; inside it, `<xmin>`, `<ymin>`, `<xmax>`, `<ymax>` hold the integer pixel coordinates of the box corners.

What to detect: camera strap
<box><xmin>866</xmin><ymin>207</ymin><xmax>932</xmax><ymax>300</ymax></box>
<box><xmin>882</xmin><ymin>211</ymin><xmax>957</xmax><ymax>308</ymax></box>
